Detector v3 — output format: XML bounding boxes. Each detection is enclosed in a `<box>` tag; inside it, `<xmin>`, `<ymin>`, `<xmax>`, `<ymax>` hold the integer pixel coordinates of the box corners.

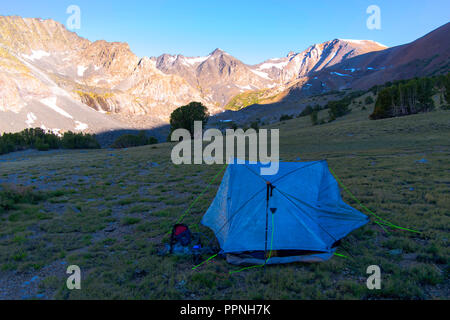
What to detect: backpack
<box><xmin>169</xmin><ymin>224</ymin><xmax>192</xmax><ymax>253</ymax></box>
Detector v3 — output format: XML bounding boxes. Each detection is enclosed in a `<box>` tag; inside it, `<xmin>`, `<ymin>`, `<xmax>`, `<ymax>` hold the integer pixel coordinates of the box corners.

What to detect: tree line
<box><xmin>370</xmin><ymin>73</ymin><xmax>449</xmax><ymax>120</ymax></box>
<box><xmin>0</xmin><ymin>128</ymin><xmax>100</xmax><ymax>155</ymax></box>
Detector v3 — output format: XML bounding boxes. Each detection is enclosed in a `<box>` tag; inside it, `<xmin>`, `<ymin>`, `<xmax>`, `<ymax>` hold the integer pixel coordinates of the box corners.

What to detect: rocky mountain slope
<box><xmin>287</xmin><ymin>22</ymin><xmax>450</xmax><ymax>97</ymax></box>
<box><xmin>0</xmin><ymin>16</ymin><xmax>208</xmax><ymax>135</ymax></box>
<box><xmin>0</xmin><ymin>15</ymin><xmax>448</xmax><ymax>136</ymax></box>
<box><xmin>153</xmin><ymin>39</ymin><xmax>387</xmax><ymax>110</ymax></box>
<box><xmin>251</xmin><ymin>39</ymin><xmax>387</xmax><ymax>83</ymax></box>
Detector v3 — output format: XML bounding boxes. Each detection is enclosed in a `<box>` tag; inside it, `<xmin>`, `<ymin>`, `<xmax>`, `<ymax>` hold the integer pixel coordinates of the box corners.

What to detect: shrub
<box><xmin>0</xmin><ymin>184</ymin><xmax>45</xmax><ymax>213</ymax></box>
<box><xmin>298</xmin><ymin>105</ymin><xmax>322</xmax><ymax>118</ymax></box>
<box><xmin>169</xmin><ymin>101</ymin><xmax>209</xmax><ymax>136</ymax></box>
<box><xmin>61</xmin><ymin>131</ymin><xmax>100</xmax><ymax>149</ymax></box>
<box><xmin>111</xmin><ymin>131</ymin><xmax>157</xmax><ymax>149</ymax></box>
<box><xmin>279</xmin><ymin>114</ymin><xmax>293</xmax><ymax>121</ymax></box>
<box><xmin>250</xmin><ymin>121</ymin><xmax>259</xmax><ymax>130</ymax></box>
<box><xmin>35</xmin><ymin>139</ymin><xmax>50</xmax><ymax>151</ymax></box>
<box><xmin>328</xmin><ymin>99</ymin><xmax>351</xmax><ymax>121</ymax></box>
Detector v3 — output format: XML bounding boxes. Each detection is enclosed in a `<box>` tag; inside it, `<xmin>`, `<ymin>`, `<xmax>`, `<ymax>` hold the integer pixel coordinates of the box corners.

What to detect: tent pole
<box><xmin>264</xmin><ymin>182</ymin><xmax>270</xmax><ymax>268</ymax></box>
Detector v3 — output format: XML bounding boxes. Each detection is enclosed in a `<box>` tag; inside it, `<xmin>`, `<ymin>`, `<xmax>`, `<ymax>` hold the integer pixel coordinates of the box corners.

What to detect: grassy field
<box><xmin>0</xmin><ymin>102</ymin><xmax>449</xmax><ymax>300</ymax></box>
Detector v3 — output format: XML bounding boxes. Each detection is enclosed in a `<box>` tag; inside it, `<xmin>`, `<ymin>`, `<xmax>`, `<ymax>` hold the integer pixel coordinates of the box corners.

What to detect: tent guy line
<box><xmin>328</xmin><ymin>167</ymin><xmax>421</xmax><ymax>234</ymax></box>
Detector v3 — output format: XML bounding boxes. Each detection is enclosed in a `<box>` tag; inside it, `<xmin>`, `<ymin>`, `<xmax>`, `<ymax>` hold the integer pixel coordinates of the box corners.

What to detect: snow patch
<box><xmin>40</xmin><ymin>124</ymin><xmax>62</xmax><ymax>137</ymax></box>
<box><xmin>40</xmin><ymin>97</ymin><xmax>73</xmax><ymax>119</ymax></box>
<box><xmin>330</xmin><ymin>71</ymin><xmax>351</xmax><ymax>77</ymax></box>
<box><xmin>184</xmin><ymin>56</ymin><xmax>209</xmax><ymax>65</ymax></box>
<box><xmin>237</xmin><ymin>85</ymin><xmax>252</xmax><ymax>91</ymax></box>
<box><xmin>166</xmin><ymin>56</ymin><xmax>176</xmax><ymax>64</ymax></box>
<box><xmin>74</xmin><ymin>121</ymin><xmax>88</xmax><ymax>131</ymax></box>
<box><xmin>22</xmin><ymin>50</ymin><xmax>50</xmax><ymax>61</ymax></box>
<box><xmin>258</xmin><ymin>60</ymin><xmax>288</xmax><ymax>70</ymax></box>
<box><xmin>25</xmin><ymin>112</ymin><xmax>37</xmax><ymax>127</ymax></box>
<box><xmin>340</xmin><ymin>39</ymin><xmax>387</xmax><ymax>47</ymax></box>
<box><xmin>340</xmin><ymin>39</ymin><xmax>367</xmax><ymax>45</ymax></box>
<box><xmin>77</xmin><ymin>65</ymin><xmax>88</xmax><ymax>77</ymax></box>
<box><xmin>250</xmin><ymin>69</ymin><xmax>271</xmax><ymax>80</ymax></box>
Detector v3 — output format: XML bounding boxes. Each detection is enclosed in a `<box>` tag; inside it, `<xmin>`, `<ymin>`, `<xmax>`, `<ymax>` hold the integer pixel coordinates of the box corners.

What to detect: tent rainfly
<box><xmin>201</xmin><ymin>160</ymin><xmax>369</xmax><ymax>265</ymax></box>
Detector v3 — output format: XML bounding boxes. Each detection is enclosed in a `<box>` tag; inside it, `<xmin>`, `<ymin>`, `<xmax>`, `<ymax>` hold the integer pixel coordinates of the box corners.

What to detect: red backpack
<box><xmin>169</xmin><ymin>224</ymin><xmax>192</xmax><ymax>253</ymax></box>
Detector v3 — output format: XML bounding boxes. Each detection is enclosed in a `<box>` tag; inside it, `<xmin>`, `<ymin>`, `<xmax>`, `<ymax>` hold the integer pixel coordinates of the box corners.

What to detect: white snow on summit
<box><xmin>258</xmin><ymin>60</ymin><xmax>289</xmax><ymax>70</ymax></box>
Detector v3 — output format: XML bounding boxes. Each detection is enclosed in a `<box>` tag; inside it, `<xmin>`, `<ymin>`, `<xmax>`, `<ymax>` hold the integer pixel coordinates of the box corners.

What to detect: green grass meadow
<box><xmin>0</xmin><ymin>103</ymin><xmax>449</xmax><ymax>299</ymax></box>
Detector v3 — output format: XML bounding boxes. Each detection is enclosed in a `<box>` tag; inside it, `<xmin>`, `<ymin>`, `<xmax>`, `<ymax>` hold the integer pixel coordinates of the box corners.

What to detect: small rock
<box><xmin>104</xmin><ymin>225</ymin><xmax>116</xmax><ymax>233</ymax></box>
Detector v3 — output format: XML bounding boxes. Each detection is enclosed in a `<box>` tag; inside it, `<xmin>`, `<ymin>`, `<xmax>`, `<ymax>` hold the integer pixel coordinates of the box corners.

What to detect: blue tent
<box><xmin>201</xmin><ymin>160</ymin><xmax>369</xmax><ymax>265</ymax></box>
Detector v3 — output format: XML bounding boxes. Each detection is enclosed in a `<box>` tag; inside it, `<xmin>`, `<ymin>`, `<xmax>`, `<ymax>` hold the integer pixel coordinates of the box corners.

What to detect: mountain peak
<box><xmin>210</xmin><ymin>48</ymin><xmax>226</xmax><ymax>55</ymax></box>
<box><xmin>287</xmin><ymin>51</ymin><xmax>296</xmax><ymax>58</ymax></box>
<box><xmin>337</xmin><ymin>38</ymin><xmax>388</xmax><ymax>48</ymax></box>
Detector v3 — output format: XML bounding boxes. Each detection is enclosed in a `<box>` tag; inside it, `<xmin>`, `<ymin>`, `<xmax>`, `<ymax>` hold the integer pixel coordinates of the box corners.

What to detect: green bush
<box><xmin>0</xmin><ymin>184</ymin><xmax>45</xmax><ymax>213</ymax></box>
<box><xmin>250</xmin><ymin>121</ymin><xmax>260</xmax><ymax>130</ymax></box>
<box><xmin>0</xmin><ymin>128</ymin><xmax>100</xmax><ymax>155</ymax></box>
<box><xmin>298</xmin><ymin>104</ymin><xmax>322</xmax><ymax>118</ymax></box>
<box><xmin>169</xmin><ymin>101</ymin><xmax>209</xmax><ymax>136</ymax></box>
<box><xmin>111</xmin><ymin>131</ymin><xmax>157</xmax><ymax>149</ymax></box>
<box><xmin>279</xmin><ymin>114</ymin><xmax>293</xmax><ymax>121</ymax></box>
<box><xmin>61</xmin><ymin>131</ymin><xmax>100</xmax><ymax>149</ymax></box>
<box><xmin>328</xmin><ymin>99</ymin><xmax>351</xmax><ymax>121</ymax></box>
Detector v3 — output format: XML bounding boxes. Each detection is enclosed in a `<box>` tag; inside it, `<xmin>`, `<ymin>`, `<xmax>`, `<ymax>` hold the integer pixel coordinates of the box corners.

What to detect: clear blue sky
<box><xmin>2</xmin><ymin>0</ymin><xmax>449</xmax><ymax>64</ymax></box>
